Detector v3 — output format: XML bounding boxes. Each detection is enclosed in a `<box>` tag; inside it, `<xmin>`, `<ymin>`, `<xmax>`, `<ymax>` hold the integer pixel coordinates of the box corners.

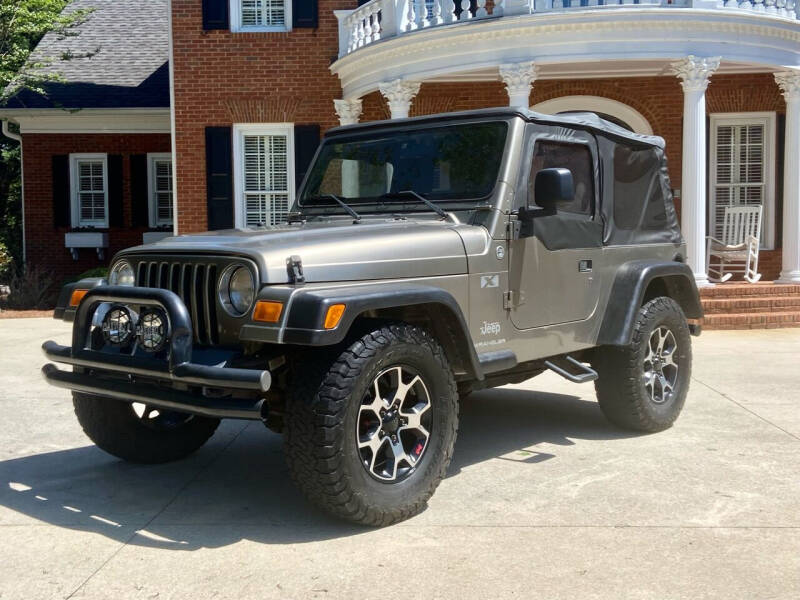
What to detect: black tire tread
<box><xmin>284</xmin><ymin>324</ymin><xmax>458</xmax><ymax>526</ymax></box>
<box><xmin>593</xmin><ymin>296</ymin><xmax>691</xmax><ymax>432</ymax></box>
<box><xmin>73</xmin><ymin>393</ymin><xmax>220</xmax><ymax>464</ymax></box>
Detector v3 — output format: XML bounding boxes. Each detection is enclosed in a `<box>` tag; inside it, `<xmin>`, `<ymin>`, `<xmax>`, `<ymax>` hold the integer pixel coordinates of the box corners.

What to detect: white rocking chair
<box><xmin>706</xmin><ymin>205</ymin><xmax>762</xmax><ymax>283</ymax></box>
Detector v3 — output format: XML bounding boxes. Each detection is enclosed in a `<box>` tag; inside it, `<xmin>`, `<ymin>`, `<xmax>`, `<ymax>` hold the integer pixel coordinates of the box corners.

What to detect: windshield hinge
<box><xmin>286</xmin><ymin>255</ymin><xmax>305</xmax><ymax>285</ymax></box>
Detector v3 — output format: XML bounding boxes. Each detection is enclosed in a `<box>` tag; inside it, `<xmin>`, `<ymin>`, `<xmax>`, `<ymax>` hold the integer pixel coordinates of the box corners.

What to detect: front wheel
<box><xmin>592</xmin><ymin>297</ymin><xmax>692</xmax><ymax>432</ymax></box>
<box><xmin>73</xmin><ymin>393</ymin><xmax>220</xmax><ymax>463</ymax></box>
<box><xmin>284</xmin><ymin>324</ymin><xmax>459</xmax><ymax>526</ymax></box>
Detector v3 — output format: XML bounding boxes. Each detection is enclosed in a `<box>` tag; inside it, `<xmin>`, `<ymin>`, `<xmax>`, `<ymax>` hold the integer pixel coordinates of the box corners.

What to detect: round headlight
<box><xmin>109</xmin><ymin>260</ymin><xmax>135</xmax><ymax>286</ymax></box>
<box><xmin>228</xmin><ymin>267</ymin><xmax>255</xmax><ymax>315</ymax></box>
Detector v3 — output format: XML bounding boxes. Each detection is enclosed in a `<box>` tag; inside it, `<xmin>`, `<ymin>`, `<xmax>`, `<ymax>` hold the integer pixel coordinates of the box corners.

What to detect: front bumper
<box><xmin>42</xmin><ymin>286</ymin><xmax>271</xmax><ymax>421</ymax></box>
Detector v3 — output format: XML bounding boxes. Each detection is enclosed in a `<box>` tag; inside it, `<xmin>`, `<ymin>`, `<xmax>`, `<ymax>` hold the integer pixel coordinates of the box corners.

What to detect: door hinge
<box><xmin>506</xmin><ymin>218</ymin><xmax>521</xmax><ymax>241</ymax></box>
<box><xmin>503</xmin><ymin>290</ymin><xmax>525</xmax><ymax>309</ymax></box>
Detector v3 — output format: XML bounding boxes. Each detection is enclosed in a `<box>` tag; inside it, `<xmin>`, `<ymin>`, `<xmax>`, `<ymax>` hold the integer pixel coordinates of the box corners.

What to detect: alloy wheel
<box><xmin>643</xmin><ymin>326</ymin><xmax>679</xmax><ymax>405</ymax></box>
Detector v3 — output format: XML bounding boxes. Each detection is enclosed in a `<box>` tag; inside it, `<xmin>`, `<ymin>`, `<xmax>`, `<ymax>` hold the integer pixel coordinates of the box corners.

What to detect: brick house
<box><xmin>2</xmin><ymin>1</ymin><xmax>800</xmax><ymax>321</ymax></box>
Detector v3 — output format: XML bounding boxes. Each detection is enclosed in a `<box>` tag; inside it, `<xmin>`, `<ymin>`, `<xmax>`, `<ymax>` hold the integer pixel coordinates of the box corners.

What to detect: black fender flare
<box><xmin>597</xmin><ymin>260</ymin><xmax>703</xmax><ymax>346</ymax></box>
<box><xmin>275</xmin><ymin>283</ymin><xmax>484</xmax><ymax>380</ymax></box>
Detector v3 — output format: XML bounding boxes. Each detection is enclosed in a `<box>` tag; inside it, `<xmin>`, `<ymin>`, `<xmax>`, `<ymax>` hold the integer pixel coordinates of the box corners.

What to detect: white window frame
<box><xmin>709</xmin><ymin>112</ymin><xmax>776</xmax><ymax>250</ymax></box>
<box><xmin>147</xmin><ymin>153</ymin><xmax>174</xmax><ymax>228</ymax></box>
<box><xmin>230</xmin><ymin>0</ymin><xmax>291</xmax><ymax>32</ymax></box>
<box><xmin>233</xmin><ymin>123</ymin><xmax>295</xmax><ymax>229</ymax></box>
<box><xmin>69</xmin><ymin>153</ymin><xmax>108</xmax><ymax>228</ymax></box>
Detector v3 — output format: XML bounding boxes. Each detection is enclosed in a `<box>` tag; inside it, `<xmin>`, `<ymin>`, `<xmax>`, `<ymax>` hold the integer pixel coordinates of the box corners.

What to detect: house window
<box><xmin>710</xmin><ymin>113</ymin><xmax>776</xmax><ymax>249</ymax></box>
<box><xmin>231</xmin><ymin>0</ymin><xmax>291</xmax><ymax>31</ymax></box>
<box><xmin>70</xmin><ymin>154</ymin><xmax>108</xmax><ymax>228</ymax></box>
<box><xmin>233</xmin><ymin>124</ymin><xmax>294</xmax><ymax>228</ymax></box>
<box><xmin>147</xmin><ymin>154</ymin><xmax>173</xmax><ymax>228</ymax></box>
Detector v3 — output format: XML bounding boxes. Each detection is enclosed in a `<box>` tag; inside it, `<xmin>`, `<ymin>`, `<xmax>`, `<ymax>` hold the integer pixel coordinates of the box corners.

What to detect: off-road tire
<box><xmin>284</xmin><ymin>324</ymin><xmax>459</xmax><ymax>526</ymax></box>
<box><xmin>73</xmin><ymin>393</ymin><xmax>220</xmax><ymax>463</ymax></box>
<box><xmin>593</xmin><ymin>297</ymin><xmax>692</xmax><ymax>432</ymax></box>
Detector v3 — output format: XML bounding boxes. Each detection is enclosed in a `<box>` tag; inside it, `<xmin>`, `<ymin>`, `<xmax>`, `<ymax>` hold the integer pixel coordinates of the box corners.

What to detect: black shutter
<box><xmin>203</xmin><ymin>0</ymin><xmax>229</xmax><ymax>30</ymax></box>
<box><xmin>206</xmin><ymin>126</ymin><xmax>234</xmax><ymax>230</ymax></box>
<box><xmin>294</xmin><ymin>124</ymin><xmax>321</xmax><ymax>192</ymax></box>
<box><xmin>52</xmin><ymin>155</ymin><xmax>70</xmax><ymax>228</ymax></box>
<box><xmin>292</xmin><ymin>0</ymin><xmax>318</xmax><ymax>28</ymax></box>
<box><xmin>108</xmin><ymin>155</ymin><xmax>124</xmax><ymax>228</ymax></box>
<box><xmin>130</xmin><ymin>154</ymin><xmax>149</xmax><ymax>228</ymax></box>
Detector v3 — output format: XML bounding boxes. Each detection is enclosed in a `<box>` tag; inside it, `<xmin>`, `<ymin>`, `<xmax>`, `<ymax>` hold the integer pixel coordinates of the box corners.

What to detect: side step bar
<box><xmin>544</xmin><ymin>355</ymin><xmax>598</xmax><ymax>384</ymax></box>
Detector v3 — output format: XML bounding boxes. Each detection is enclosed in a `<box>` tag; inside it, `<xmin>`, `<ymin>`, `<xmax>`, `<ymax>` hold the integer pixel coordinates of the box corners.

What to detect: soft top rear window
<box><xmin>300</xmin><ymin>121</ymin><xmax>508</xmax><ymax>205</ymax></box>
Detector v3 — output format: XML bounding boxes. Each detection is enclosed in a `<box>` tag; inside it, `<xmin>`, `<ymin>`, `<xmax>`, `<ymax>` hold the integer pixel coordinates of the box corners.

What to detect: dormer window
<box><xmin>231</xmin><ymin>0</ymin><xmax>290</xmax><ymax>32</ymax></box>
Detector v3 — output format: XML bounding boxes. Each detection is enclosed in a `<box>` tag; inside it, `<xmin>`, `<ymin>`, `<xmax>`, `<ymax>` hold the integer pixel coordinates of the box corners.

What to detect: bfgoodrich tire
<box><xmin>73</xmin><ymin>393</ymin><xmax>220</xmax><ymax>464</ymax></box>
<box><xmin>593</xmin><ymin>297</ymin><xmax>692</xmax><ymax>432</ymax></box>
<box><xmin>284</xmin><ymin>324</ymin><xmax>459</xmax><ymax>526</ymax></box>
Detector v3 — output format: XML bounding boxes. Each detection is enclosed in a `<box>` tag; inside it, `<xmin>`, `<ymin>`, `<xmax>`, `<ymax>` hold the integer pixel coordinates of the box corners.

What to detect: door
<box><xmin>509</xmin><ymin>134</ymin><xmax>603</xmax><ymax>330</ymax></box>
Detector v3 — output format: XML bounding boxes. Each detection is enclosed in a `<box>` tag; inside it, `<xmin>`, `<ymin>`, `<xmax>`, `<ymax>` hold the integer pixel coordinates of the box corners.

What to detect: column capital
<box><xmin>775</xmin><ymin>70</ymin><xmax>800</xmax><ymax>102</ymax></box>
<box><xmin>334</xmin><ymin>98</ymin><xmax>363</xmax><ymax>126</ymax></box>
<box><xmin>670</xmin><ymin>56</ymin><xmax>721</xmax><ymax>93</ymax></box>
<box><xmin>499</xmin><ymin>61</ymin><xmax>538</xmax><ymax>107</ymax></box>
<box><xmin>379</xmin><ymin>79</ymin><xmax>421</xmax><ymax>119</ymax></box>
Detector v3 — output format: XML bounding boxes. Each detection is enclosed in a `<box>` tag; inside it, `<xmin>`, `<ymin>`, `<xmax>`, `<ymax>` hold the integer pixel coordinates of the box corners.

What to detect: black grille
<box><xmin>135</xmin><ymin>260</ymin><xmax>219</xmax><ymax>345</ymax></box>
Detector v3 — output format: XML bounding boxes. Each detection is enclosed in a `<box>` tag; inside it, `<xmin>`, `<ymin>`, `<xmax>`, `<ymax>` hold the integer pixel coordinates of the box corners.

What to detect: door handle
<box><xmin>578</xmin><ymin>260</ymin><xmax>592</xmax><ymax>273</ymax></box>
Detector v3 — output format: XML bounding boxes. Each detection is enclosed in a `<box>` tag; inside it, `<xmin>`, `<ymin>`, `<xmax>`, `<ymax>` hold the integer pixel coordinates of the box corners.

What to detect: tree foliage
<box><xmin>0</xmin><ymin>0</ymin><xmax>92</xmax><ymax>278</ymax></box>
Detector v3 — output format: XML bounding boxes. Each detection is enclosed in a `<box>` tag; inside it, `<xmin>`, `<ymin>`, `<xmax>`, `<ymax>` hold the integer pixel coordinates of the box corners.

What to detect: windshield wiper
<box><xmin>381</xmin><ymin>190</ymin><xmax>449</xmax><ymax>220</ymax></box>
<box><xmin>305</xmin><ymin>194</ymin><xmax>361</xmax><ymax>222</ymax></box>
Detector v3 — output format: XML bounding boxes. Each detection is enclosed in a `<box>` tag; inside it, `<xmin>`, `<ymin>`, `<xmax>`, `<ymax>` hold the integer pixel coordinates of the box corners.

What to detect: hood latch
<box><xmin>286</xmin><ymin>255</ymin><xmax>305</xmax><ymax>285</ymax></box>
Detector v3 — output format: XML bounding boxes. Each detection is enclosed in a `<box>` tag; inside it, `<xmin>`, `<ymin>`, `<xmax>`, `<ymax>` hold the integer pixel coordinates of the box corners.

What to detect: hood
<box><xmin>119</xmin><ymin>218</ymin><xmax>473</xmax><ymax>284</ymax></box>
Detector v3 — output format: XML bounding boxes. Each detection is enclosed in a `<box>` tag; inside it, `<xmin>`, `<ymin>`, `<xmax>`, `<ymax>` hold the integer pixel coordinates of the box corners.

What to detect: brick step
<box><xmin>699</xmin><ymin>283</ymin><xmax>800</xmax><ymax>298</ymax></box>
<box><xmin>701</xmin><ymin>311</ymin><xmax>800</xmax><ymax>330</ymax></box>
<box><xmin>701</xmin><ymin>296</ymin><xmax>800</xmax><ymax>314</ymax></box>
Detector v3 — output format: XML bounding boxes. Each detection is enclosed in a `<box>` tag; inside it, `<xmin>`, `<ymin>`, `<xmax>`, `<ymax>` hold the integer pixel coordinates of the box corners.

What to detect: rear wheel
<box><xmin>73</xmin><ymin>393</ymin><xmax>220</xmax><ymax>463</ymax></box>
<box><xmin>593</xmin><ymin>297</ymin><xmax>692</xmax><ymax>432</ymax></box>
<box><xmin>284</xmin><ymin>324</ymin><xmax>458</xmax><ymax>526</ymax></box>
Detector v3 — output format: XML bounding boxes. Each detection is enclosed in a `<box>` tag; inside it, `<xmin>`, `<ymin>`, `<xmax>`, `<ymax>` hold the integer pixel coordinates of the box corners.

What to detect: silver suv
<box><xmin>43</xmin><ymin>108</ymin><xmax>703</xmax><ymax>526</ymax></box>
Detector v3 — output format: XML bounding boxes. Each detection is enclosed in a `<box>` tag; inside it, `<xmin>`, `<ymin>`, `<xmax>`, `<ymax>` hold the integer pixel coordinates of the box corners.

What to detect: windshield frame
<box><xmin>296</xmin><ymin>118</ymin><xmax>513</xmax><ymax>215</ymax></box>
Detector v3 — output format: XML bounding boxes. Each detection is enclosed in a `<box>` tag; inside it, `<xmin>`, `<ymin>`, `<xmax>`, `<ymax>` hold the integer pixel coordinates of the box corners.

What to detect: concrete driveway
<box><xmin>0</xmin><ymin>318</ymin><xmax>798</xmax><ymax>600</ymax></box>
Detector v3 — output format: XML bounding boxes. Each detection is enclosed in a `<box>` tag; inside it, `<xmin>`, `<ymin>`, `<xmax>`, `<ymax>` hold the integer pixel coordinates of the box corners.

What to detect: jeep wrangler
<box><xmin>43</xmin><ymin>108</ymin><xmax>702</xmax><ymax>526</ymax></box>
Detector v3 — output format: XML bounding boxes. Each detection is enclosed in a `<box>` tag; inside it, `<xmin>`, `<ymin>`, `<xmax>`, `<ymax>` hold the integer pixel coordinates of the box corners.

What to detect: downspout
<box><xmin>2</xmin><ymin>119</ymin><xmax>25</xmax><ymax>263</ymax></box>
<box><xmin>167</xmin><ymin>0</ymin><xmax>179</xmax><ymax>236</ymax></box>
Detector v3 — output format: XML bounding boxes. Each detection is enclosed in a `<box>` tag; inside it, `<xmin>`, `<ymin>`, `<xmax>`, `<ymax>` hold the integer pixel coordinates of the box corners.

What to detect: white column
<box><xmin>379</xmin><ymin>79</ymin><xmax>421</xmax><ymax>119</ymax></box>
<box><xmin>775</xmin><ymin>70</ymin><xmax>800</xmax><ymax>283</ymax></box>
<box><xmin>671</xmin><ymin>55</ymin><xmax>720</xmax><ymax>286</ymax></box>
<box><xmin>333</xmin><ymin>98</ymin><xmax>363</xmax><ymax>125</ymax></box>
<box><xmin>499</xmin><ymin>62</ymin><xmax>538</xmax><ymax>108</ymax></box>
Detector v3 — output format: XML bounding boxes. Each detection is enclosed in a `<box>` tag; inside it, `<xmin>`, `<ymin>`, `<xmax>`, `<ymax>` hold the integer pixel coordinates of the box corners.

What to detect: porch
<box><xmin>329</xmin><ymin>0</ymin><xmax>800</xmax><ymax>290</ymax></box>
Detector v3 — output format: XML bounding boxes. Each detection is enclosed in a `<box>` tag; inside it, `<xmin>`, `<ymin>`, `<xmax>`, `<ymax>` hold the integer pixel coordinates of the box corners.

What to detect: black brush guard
<box><xmin>41</xmin><ymin>286</ymin><xmax>270</xmax><ymax>421</ymax></box>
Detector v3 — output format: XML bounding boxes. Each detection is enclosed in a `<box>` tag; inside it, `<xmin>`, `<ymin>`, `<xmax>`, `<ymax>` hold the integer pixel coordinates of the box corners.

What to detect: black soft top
<box><xmin>327</xmin><ymin>107</ymin><xmax>664</xmax><ymax>149</ymax></box>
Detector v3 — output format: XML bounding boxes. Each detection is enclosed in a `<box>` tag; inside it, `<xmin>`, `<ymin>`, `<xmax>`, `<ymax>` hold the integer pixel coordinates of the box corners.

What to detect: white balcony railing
<box><xmin>336</xmin><ymin>0</ymin><xmax>799</xmax><ymax>58</ymax></box>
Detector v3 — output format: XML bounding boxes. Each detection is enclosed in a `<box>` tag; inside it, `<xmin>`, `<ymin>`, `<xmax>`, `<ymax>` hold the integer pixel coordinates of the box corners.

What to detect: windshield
<box><xmin>300</xmin><ymin>121</ymin><xmax>508</xmax><ymax>207</ymax></box>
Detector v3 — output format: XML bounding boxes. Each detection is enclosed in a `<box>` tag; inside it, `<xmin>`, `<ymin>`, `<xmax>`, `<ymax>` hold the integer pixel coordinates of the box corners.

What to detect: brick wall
<box><xmin>171</xmin><ymin>1</ymin><xmax>788</xmax><ymax>277</ymax></box>
<box><xmin>23</xmin><ymin>133</ymin><xmax>172</xmax><ymax>279</ymax></box>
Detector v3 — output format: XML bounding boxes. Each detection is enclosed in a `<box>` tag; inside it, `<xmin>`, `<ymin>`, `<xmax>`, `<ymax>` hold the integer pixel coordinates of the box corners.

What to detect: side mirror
<box><xmin>533</xmin><ymin>168</ymin><xmax>574</xmax><ymax>213</ymax></box>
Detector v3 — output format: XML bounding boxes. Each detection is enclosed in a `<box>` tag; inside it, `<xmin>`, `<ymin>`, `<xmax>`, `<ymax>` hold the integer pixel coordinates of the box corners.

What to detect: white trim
<box><xmin>331</xmin><ymin>11</ymin><xmax>800</xmax><ymax>99</ymax></box>
<box><xmin>229</xmin><ymin>0</ymin><xmax>292</xmax><ymax>33</ymax></box>
<box><xmin>0</xmin><ymin>109</ymin><xmax>170</xmax><ymax>134</ymax></box>
<box><xmin>232</xmin><ymin>123</ymin><xmax>295</xmax><ymax>229</ymax></box>
<box><xmin>147</xmin><ymin>153</ymin><xmax>174</xmax><ymax>228</ymax></box>
<box><xmin>531</xmin><ymin>96</ymin><xmax>654</xmax><ymax>135</ymax></box>
<box><xmin>69</xmin><ymin>153</ymin><xmax>109</xmax><ymax>229</ymax></box>
<box><xmin>709</xmin><ymin>112</ymin><xmax>776</xmax><ymax>250</ymax></box>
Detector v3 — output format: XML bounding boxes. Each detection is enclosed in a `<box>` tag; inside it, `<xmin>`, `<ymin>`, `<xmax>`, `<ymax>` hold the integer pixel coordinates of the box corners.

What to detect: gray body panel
<box><xmin>99</xmin><ymin>108</ymin><xmax>698</xmax><ymax>385</ymax></box>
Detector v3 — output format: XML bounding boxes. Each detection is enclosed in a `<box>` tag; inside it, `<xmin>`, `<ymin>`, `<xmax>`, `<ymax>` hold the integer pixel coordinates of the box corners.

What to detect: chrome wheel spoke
<box><xmin>645</xmin><ymin>326</ymin><xmax>679</xmax><ymax>405</ymax></box>
<box><xmin>357</xmin><ymin>365</ymin><xmax>432</xmax><ymax>482</ymax></box>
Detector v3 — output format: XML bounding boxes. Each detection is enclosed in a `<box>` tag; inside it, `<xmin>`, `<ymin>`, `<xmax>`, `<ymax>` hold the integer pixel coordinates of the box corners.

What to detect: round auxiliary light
<box><xmin>137</xmin><ymin>308</ymin><xmax>169</xmax><ymax>353</ymax></box>
<box><xmin>102</xmin><ymin>306</ymin><xmax>135</xmax><ymax>346</ymax></box>
<box><xmin>109</xmin><ymin>260</ymin><xmax>135</xmax><ymax>286</ymax></box>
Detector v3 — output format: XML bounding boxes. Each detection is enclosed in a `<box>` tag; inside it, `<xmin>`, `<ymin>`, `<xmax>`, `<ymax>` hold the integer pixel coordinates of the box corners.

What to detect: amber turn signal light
<box><xmin>324</xmin><ymin>304</ymin><xmax>346</xmax><ymax>330</ymax></box>
<box><xmin>252</xmin><ymin>301</ymin><xmax>283</xmax><ymax>323</ymax></box>
<box><xmin>69</xmin><ymin>289</ymin><xmax>89</xmax><ymax>307</ymax></box>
